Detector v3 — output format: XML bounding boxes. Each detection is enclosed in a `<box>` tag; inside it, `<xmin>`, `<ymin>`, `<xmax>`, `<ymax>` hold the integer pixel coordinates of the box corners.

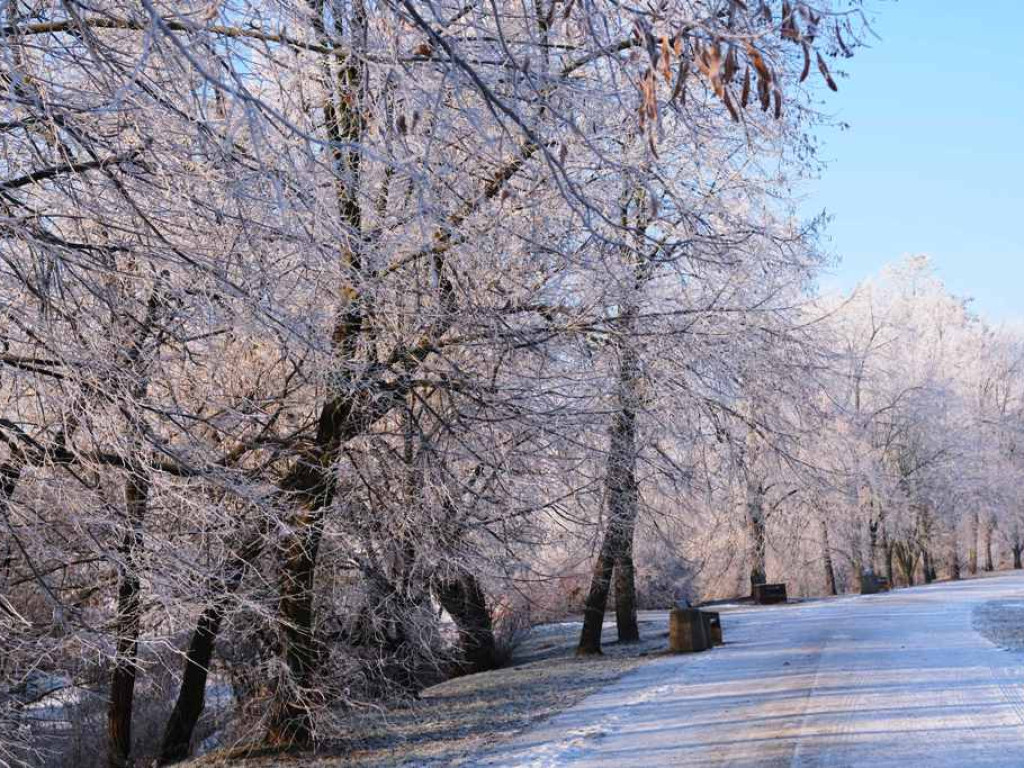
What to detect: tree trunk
<box><xmin>577</xmin><ymin>534</ymin><xmax>615</xmax><ymax>656</ymax></box>
<box><xmin>922</xmin><ymin>547</ymin><xmax>935</xmax><ymax>584</ymax></box>
<box><xmin>880</xmin><ymin>520</ymin><xmax>893</xmax><ymax>585</ymax></box>
<box><xmin>968</xmin><ymin>510</ymin><xmax>979</xmax><ymax>575</ymax></box>
<box><xmin>265</xmin><ymin>505</ymin><xmax>326</xmax><ymax>747</ymax></box>
<box><xmin>820</xmin><ymin>519</ymin><xmax>838</xmax><ymax>596</ymax></box>
<box><xmin>609</xmin><ymin>338</ymin><xmax>640</xmax><ymax>645</ymax></box>
<box><xmin>262</xmin><ymin>0</ymin><xmax>369</xmax><ymax>746</ymax></box>
<box><xmin>577</xmin><ymin>304</ymin><xmax>642</xmax><ymax>654</ymax></box>
<box><xmin>893</xmin><ymin>541</ymin><xmax>917</xmax><ymax>588</ymax></box>
<box><xmin>434</xmin><ymin>570</ymin><xmax>497</xmax><ymax>674</ymax></box>
<box><xmin>867</xmin><ymin>517</ymin><xmax>879</xmax><ymax>574</ymax></box>
<box><xmin>159</xmin><ymin>530</ymin><xmax>265</xmax><ymax>764</ymax></box>
<box><xmin>982</xmin><ymin>514</ymin><xmax>994</xmax><ymax>572</ymax></box>
<box><xmin>747</xmin><ymin>478</ymin><xmax>767</xmax><ymax>593</ymax></box>
<box><xmin>1012</xmin><ymin>525</ymin><xmax>1022</xmax><ymax>569</ymax></box>
<box><xmin>108</xmin><ymin>467</ymin><xmax>149</xmax><ymax>768</ymax></box>
<box><xmin>158</xmin><ymin>603</ymin><xmax>223</xmax><ymax>764</ymax></box>
<box><xmin>614</xmin><ymin>547</ymin><xmax>639</xmax><ymax>643</ymax></box>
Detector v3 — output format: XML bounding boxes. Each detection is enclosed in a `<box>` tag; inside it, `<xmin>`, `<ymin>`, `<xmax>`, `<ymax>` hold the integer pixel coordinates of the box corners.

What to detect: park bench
<box><xmin>752</xmin><ymin>582</ymin><xmax>788</xmax><ymax>604</ymax></box>
<box><xmin>860</xmin><ymin>572</ymin><xmax>891</xmax><ymax>594</ymax></box>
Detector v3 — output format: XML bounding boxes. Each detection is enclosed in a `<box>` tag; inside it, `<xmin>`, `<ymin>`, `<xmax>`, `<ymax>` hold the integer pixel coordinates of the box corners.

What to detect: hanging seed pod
<box><xmin>800</xmin><ymin>42</ymin><xmax>811</xmax><ymax>82</ymax></box>
<box><xmin>659</xmin><ymin>36</ymin><xmax>673</xmax><ymax>83</ymax></box>
<box><xmin>706</xmin><ymin>43</ymin><xmax>724</xmax><ymax>98</ymax></box>
<box><xmin>781</xmin><ymin>1</ymin><xmax>800</xmax><ymax>41</ymax></box>
<box><xmin>740</xmin><ymin>66</ymin><xmax>751</xmax><ymax>107</ymax></box>
<box><xmin>817</xmin><ymin>51</ymin><xmax>838</xmax><ymax>91</ymax></box>
<box><xmin>671</xmin><ymin>56</ymin><xmax>691</xmax><ymax>103</ymax></box>
<box><xmin>745</xmin><ymin>42</ymin><xmax>771</xmax><ymax>83</ymax></box>
<box><xmin>758</xmin><ymin>70</ymin><xmax>771</xmax><ymax>111</ymax></box>
<box><xmin>724</xmin><ymin>45</ymin><xmax>738</xmax><ymax>84</ymax></box>
<box><xmin>723</xmin><ymin>88</ymin><xmax>740</xmax><ymax>122</ymax></box>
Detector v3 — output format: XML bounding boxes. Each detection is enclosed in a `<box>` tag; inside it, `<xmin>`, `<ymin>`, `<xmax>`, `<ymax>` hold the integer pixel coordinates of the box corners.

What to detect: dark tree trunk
<box><xmin>821</xmin><ymin>519</ymin><xmax>838</xmax><ymax>596</ymax></box>
<box><xmin>265</xmin><ymin>506</ymin><xmax>326</xmax><ymax>747</ymax></box>
<box><xmin>577</xmin><ymin>531</ymin><xmax>616</xmax><ymax>656</ymax></box>
<box><xmin>922</xmin><ymin>548</ymin><xmax>935</xmax><ymax>584</ymax></box>
<box><xmin>1013</xmin><ymin>525</ymin><xmax>1022</xmax><ymax>569</ymax></box>
<box><xmin>894</xmin><ymin>542</ymin><xmax>916</xmax><ymax>588</ymax></box>
<box><xmin>982</xmin><ymin>514</ymin><xmax>995</xmax><ymax>571</ymax></box>
<box><xmin>434</xmin><ymin>570</ymin><xmax>497</xmax><ymax>674</ymax></box>
<box><xmin>0</xmin><ymin>460</ymin><xmax>24</xmax><ymax>592</ymax></box>
<box><xmin>867</xmin><ymin>517</ymin><xmax>879</xmax><ymax>574</ymax></box>
<box><xmin>883</xmin><ymin>529</ymin><xmax>894</xmax><ymax>586</ymax></box>
<box><xmin>108</xmin><ymin>468</ymin><xmax>149</xmax><ymax>768</ymax></box>
<box><xmin>915</xmin><ymin>506</ymin><xmax>935</xmax><ymax>583</ymax></box>
<box><xmin>608</xmin><ymin>341</ymin><xmax>640</xmax><ymax>645</ymax></box>
<box><xmin>159</xmin><ymin>603</ymin><xmax>222</xmax><ymax>764</ymax></box>
<box><xmin>747</xmin><ymin>478</ymin><xmax>767</xmax><ymax>593</ymax></box>
<box><xmin>614</xmin><ymin>547</ymin><xmax>639</xmax><ymax>643</ymax></box>
<box><xmin>968</xmin><ymin>510</ymin><xmax>979</xmax><ymax>575</ymax></box>
<box><xmin>577</xmin><ymin>304</ymin><xmax>642</xmax><ymax>654</ymax></box>
<box><xmin>159</xmin><ymin>531</ymin><xmax>264</xmax><ymax>765</ymax></box>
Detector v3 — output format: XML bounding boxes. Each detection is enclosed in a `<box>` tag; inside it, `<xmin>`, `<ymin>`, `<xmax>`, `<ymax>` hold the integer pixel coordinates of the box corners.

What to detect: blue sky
<box><xmin>803</xmin><ymin>0</ymin><xmax>1023</xmax><ymax>322</ymax></box>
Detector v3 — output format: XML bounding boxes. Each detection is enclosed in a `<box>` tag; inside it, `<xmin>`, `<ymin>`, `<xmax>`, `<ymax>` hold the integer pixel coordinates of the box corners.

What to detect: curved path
<box><xmin>476</xmin><ymin>573</ymin><xmax>1024</xmax><ymax>767</ymax></box>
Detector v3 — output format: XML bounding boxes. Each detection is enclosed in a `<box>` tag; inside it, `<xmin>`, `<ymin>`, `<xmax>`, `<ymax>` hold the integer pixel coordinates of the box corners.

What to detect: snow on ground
<box><xmin>475</xmin><ymin>572</ymin><xmax>1024</xmax><ymax>767</ymax></box>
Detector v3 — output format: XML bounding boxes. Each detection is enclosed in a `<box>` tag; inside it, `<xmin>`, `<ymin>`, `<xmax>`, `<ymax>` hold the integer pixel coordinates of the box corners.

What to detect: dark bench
<box><xmin>752</xmin><ymin>582</ymin><xmax>787</xmax><ymax>604</ymax></box>
<box><xmin>860</xmin><ymin>572</ymin><xmax>891</xmax><ymax>594</ymax></box>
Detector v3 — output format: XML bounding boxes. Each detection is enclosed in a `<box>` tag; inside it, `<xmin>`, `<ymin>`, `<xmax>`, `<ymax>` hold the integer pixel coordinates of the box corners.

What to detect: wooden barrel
<box><xmin>669</xmin><ymin>607</ymin><xmax>710</xmax><ymax>653</ymax></box>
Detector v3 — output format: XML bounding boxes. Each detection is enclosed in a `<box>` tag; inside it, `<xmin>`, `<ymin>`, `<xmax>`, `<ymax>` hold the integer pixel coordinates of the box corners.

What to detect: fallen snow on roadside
<box><xmin>475</xmin><ymin>573</ymin><xmax>1024</xmax><ymax>767</ymax></box>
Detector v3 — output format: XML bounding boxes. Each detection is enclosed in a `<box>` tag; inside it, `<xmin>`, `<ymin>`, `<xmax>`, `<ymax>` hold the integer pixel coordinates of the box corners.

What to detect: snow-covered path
<box><xmin>477</xmin><ymin>573</ymin><xmax>1024</xmax><ymax>767</ymax></box>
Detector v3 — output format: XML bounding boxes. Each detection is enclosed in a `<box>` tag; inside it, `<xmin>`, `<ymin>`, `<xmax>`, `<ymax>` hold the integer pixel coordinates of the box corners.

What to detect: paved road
<box><xmin>477</xmin><ymin>573</ymin><xmax>1024</xmax><ymax>767</ymax></box>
